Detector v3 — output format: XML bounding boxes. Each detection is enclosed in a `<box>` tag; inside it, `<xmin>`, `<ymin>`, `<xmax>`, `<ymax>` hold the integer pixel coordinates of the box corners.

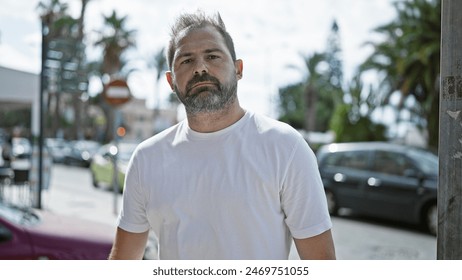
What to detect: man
<box><xmin>109</xmin><ymin>11</ymin><xmax>335</xmax><ymax>260</ymax></box>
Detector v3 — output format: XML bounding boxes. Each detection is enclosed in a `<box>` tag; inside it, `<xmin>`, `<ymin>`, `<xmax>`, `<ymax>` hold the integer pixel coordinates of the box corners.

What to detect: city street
<box><xmin>42</xmin><ymin>164</ymin><xmax>436</xmax><ymax>260</ymax></box>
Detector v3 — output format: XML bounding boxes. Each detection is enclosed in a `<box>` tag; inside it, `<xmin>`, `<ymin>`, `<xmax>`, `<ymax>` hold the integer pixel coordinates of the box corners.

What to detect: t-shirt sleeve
<box><xmin>281</xmin><ymin>136</ymin><xmax>332</xmax><ymax>239</ymax></box>
<box><xmin>117</xmin><ymin>152</ymin><xmax>151</xmax><ymax>233</ymax></box>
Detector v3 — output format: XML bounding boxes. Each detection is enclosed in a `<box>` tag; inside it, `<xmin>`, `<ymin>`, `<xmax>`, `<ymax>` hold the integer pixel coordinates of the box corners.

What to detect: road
<box><xmin>42</xmin><ymin>164</ymin><xmax>436</xmax><ymax>260</ymax></box>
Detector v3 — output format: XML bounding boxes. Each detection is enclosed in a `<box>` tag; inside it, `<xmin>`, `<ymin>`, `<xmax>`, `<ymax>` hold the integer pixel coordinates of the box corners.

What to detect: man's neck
<box><xmin>186</xmin><ymin>102</ymin><xmax>245</xmax><ymax>133</ymax></box>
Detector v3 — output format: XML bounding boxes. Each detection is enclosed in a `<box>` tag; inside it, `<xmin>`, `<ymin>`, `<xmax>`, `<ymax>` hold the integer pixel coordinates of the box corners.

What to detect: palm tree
<box><xmin>301</xmin><ymin>52</ymin><xmax>327</xmax><ymax>132</ymax></box>
<box><xmin>94</xmin><ymin>10</ymin><xmax>136</xmax><ymax>76</ymax></box>
<box><xmin>93</xmin><ymin>10</ymin><xmax>136</xmax><ymax>142</ymax></box>
<box><xmin>361</xmin><ymin>0</ymin><xmax>441</xmax><ymax>148</ymax></box>
<box><xmin>280</xmin><ymin>51</ymin><xmax>341</xmax><ymax>132</ymax></box>
<box><xmin>37</xmin><ymin>0</ymin><xmax>69</xmax><ymax>36</ymax></box>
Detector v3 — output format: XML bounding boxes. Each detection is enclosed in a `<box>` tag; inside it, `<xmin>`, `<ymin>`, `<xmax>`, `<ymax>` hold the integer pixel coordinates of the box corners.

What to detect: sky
<box><xmin>0</xmin><ymin>0</ymin><xmax>396</xmax><ymax>118</ymax></box>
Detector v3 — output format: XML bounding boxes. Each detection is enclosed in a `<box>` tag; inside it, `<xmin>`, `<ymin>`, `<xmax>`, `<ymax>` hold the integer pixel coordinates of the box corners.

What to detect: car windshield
<box><xmin>408</xmin><ymin>149</ymin><xmax>438</xmax><ymax>176</ymax></box>
<box><xmin>0</xmin><ymin>204</ymin><xmax>40</xmax><ymax>226</ymax></box>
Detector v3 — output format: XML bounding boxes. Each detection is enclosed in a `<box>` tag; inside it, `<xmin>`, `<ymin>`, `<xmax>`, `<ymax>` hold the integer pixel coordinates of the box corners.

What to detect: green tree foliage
<box><xmin>330</xmin><ymin>104</ymin><xmax>386</xmax><ymax>142</ymax></box>
<box><xmin>278</xmin><ymin>52</ymin><xmax>341</xmax><ymax>132</ymax></box>
<box><xmin>360</xmin><ymin>0</ymin><xmax>441</xmax><ymax>148</ymax></box>
<box><xmin>278</xmin><ymin>82</ymin><xmax>305</xmax><ymax>129</ymax></box>
<box><xmin>94</xmin><ymin>10</ymin><xmax>136</xmax><ymax>76</ymax></box>
<box><xmin>330</xmin><ymin>74</ymin><xmax>387</xmax><ymax>142</ymax></box>
<box><xmin>0</xmin><ymin>109</ymin><xmax>31</xmax><ymax>133</ymax></box>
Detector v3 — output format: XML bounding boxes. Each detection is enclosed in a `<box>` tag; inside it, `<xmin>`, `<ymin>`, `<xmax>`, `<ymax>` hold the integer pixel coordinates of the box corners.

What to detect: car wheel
<box><xmin>325</xmin><ymin>189</ymin><xmax>338</xmax><ymax>216</ymax></box>
<box><xmin>424</xmin><ymin>203</ymin><xmax>437</xmax><ymax>236</ymax></box>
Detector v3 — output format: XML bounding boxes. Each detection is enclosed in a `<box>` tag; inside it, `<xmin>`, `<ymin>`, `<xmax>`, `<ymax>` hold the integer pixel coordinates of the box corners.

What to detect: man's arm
<box><xmin>293</xmin><ymin>229</ymin><xmax>336</xmax><ymax>260</ymax></box>
<box><xmin>108</xmin><ymin>227</ymin><xmax>149</xmax><ymax>260</ymax></box>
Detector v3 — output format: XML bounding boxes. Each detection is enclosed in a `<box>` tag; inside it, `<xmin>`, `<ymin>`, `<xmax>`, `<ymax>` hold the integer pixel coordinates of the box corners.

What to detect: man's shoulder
<box><xmin>136</xmin><ymin>121</ymin><xmax>184</xmax><ymax>151</ymax></box>
<box><xmin>249</xmin><ymin>111</ymin><xmax>300</xmax><ymax>137</ymax></box>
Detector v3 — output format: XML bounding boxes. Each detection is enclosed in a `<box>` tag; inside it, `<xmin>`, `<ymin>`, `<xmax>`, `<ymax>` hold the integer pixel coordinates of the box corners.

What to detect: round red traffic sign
<box><xmin>103</xmin><ymin>79</ymin><xmax>131</xmax><ymax>106</ymax></box>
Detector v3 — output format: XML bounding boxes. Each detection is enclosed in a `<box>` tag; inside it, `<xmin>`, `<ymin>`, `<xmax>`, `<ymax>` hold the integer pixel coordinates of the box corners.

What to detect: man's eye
<box><xmin>181</xmin><ymin>59</ymin><xmax>192</xmax><ymax>64</ymax></box>
<box><xmin>207</xmin><ymin>55</ymin><xmax>219</xmax><ymax>60</ymax></box>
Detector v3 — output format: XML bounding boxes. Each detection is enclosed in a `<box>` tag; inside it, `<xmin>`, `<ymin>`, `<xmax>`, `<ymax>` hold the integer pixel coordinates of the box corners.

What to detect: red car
<box><xmin>0</xmin><ymin>203</ymin><xmax>114</xmax><ymax>260</ymax></box>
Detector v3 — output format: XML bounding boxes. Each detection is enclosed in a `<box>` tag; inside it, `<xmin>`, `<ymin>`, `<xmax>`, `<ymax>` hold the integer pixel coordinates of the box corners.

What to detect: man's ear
<box><xmin>166</xmin><ymin>71</ymin><xmax>175</xmax><ymax>90</ymax></box>
<box><xmin>235</xmin><ymin>59</ymin><xmax>243</xmax><ymax>80</ymax></box>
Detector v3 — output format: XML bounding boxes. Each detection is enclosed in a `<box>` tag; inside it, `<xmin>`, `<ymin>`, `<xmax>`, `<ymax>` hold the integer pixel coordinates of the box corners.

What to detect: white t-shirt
<box><xmin>118</xmin><ymin>111</ymin><xmax>332</xmax><ymax>259</ymax></box>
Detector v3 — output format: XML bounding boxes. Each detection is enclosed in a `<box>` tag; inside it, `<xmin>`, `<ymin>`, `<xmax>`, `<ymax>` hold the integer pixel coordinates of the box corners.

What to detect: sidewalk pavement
<box><xmin>42</xmin><ymin>188</ymin><xmax>122</xmax><ymax>228</ymax></box>
<box><xmin>40</xmin><ymin>165</ymin><xmax>122</xmax><ymax>228</ymax></box>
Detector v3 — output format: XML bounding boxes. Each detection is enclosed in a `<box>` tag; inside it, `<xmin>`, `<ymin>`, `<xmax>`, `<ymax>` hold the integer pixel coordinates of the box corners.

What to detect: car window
<box><xmin>0</xmin><ymin>204</ymin><xmax>40</xmax><ymax>226</ymax></box>
<box><xmin>373</xmin><ymin>150</ymin><xmax>414</xmax><ymax>176</ymax></box>
<box><xmin>408</xmin><ymin>149</ymin><xmax>438</xmax><ymax>176</ymax></box>
<box><xmin>324</xmin><ymin>150</ymin><xmax>369</xmax><ymax>170</ymax></box>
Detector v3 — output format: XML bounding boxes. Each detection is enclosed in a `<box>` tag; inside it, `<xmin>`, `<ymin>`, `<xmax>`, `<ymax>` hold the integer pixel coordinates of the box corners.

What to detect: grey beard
<box><xmin>175</xmin><ymin>81</ymin><xmax>238</xmax><ymax>115</ymax></box>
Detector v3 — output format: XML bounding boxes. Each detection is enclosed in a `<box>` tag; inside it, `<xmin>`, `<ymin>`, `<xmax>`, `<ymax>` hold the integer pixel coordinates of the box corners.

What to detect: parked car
<box><xmin>45</xmin><ymin>138</ymin><xmax>69</xmax><ymax>163</ymax></box>
<box><xmin>316</xmin><ymin>142</ymin><xmax>438</xmax><ymax>235</ymax></box>
<box><xmin>63</xmin><ymin>140</ymin><xmax>101</xmax><ymax>167</ymax></box>
<box><xmin>0</xmin><ymin>203</ymin><xmax>114</xmax><ymax>259</ymax></box>
<box><xmin>90</xmin><ymin>142</ymin><xmax>138</xmax><ymax>192</ymax></box>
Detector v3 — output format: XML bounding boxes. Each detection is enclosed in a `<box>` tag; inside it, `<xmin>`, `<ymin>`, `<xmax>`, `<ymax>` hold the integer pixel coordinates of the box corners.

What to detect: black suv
<box><xmin>316</xmin><ymin>142</ymin><xmax>438</xmax><ymax>235</ymax></box>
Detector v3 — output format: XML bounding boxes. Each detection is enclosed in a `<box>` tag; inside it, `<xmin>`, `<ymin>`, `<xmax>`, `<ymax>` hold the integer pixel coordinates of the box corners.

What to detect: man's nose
<box><xmin>193</xmin><ymin>59</ymin><xmax>208</xmax><ymax>75</ymax></box>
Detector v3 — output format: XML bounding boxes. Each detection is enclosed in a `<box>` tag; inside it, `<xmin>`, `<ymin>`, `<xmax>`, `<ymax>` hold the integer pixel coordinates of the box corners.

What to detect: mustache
<box><xmin>186</xmin><ymin>74</ymin><xmax>221</xmax><ymax>93</ymax></box>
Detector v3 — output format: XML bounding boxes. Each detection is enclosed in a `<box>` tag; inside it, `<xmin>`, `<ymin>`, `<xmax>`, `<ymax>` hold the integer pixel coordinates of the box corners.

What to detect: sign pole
<box><xmin>103</xmin><ymin>78</ymin><xmax>131</xmax><ymax>216</ymax></box>
<box><xmin>111</xmin><ymin>118</ymin><xmax>119</xmax><ymax>216</ymax></box>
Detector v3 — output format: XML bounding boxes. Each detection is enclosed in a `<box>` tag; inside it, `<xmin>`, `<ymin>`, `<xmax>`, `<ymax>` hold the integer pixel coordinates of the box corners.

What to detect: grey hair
<box><xmin>167</xmin><ymin>11</ymin><xmax>237</xmax><ymax>70</ymax></box>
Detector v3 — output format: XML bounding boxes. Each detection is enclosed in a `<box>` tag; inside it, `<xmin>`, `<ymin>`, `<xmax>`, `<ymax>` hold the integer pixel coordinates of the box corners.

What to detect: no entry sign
<box><xmin>103</xmin><ymin>79</ymin><xmax>131</xmax><ymax>106</ymax></box>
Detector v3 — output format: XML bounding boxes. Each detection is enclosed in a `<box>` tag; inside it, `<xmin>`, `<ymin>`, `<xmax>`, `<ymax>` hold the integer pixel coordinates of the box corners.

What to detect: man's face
<box><xmin>166</xmin><ymin>25</ymin><xmax>243</xmax><ymax>114</ymax></box>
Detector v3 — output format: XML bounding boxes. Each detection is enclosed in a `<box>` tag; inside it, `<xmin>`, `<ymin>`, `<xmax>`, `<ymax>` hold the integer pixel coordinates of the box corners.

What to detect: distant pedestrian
<box><xmin>109</xmin><ymin>10</ymin><xmax>335</xmax><ymax>260</ymax></box>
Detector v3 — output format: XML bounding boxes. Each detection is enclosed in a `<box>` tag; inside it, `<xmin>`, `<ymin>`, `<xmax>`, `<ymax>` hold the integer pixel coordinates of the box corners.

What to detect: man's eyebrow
<box><xmin>177</xmin><ymin>48</ymin><xmax>224</xmax><ymax>58</ymax></box>
<box><xmin>176</xmin><ymin>52</ymin><xmax>193</xmax><ymax>60</ymax></box>
<box><xmin>204</xmin><ymin>48</ymin><xmax>224</xmax><ymax>54</ymax></box>
<box><xmin>175</xmin><ymin>48</ymin><xmax>226</xmax><ymax>63</ymax></box>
